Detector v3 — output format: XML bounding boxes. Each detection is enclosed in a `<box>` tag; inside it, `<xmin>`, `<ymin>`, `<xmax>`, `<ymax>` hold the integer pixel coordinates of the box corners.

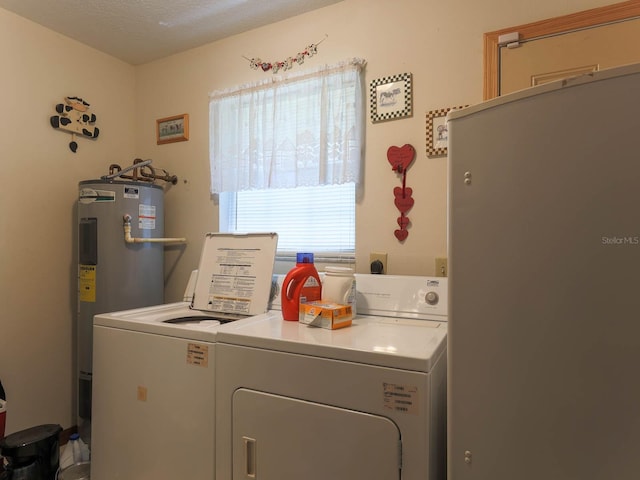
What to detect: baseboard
<box><xmin>59</xmin><ymin>425</ymin><xmax>78</xmax><ymax>445</ymax></box>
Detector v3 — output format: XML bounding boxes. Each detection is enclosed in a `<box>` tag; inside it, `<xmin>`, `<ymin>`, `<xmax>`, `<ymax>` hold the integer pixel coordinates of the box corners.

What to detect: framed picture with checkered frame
<box><xmin>426</xmin><ymin>105</ymin><xmax>468</xmax><ymax>157</ymax></box>
<box><xmin>370</xmin><ymin>72</ymin><xmax>412</xmax><ymax>123</ymax></box>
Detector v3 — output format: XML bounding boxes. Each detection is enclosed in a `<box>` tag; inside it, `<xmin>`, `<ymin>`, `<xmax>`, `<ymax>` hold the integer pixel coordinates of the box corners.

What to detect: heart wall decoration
<box><xmin>387</xmin><ymin>144</ymin><xmax>416</xmax><ymax>241</ymax></box>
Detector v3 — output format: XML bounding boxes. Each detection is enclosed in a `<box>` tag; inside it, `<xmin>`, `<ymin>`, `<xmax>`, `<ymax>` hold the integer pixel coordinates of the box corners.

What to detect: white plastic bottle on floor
<box><xmin>59</xmin><ymin>438</ymin><xmax>74</xmax><ymax>469</ymax></box>
<box><xmin>71</xmin><ymin>434</ymin><xmax>82</xmax><ymax>463</ymax></box>
<box><xmin>68</xmin><ymin>433</ymin><xmax>90</xmax><ymax>463</ymax></box>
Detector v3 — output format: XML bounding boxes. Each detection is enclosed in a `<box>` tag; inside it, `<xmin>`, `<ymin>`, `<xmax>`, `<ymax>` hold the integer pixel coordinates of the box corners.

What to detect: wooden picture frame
<box><xmin>426</xmin><ymin>106</ymin><xmax>468</xmax><ymax>157</ymax></box>
<box><xmin>156</xmin><ymin>113</ymin><xmax>189</xmax><ymax>145</ymax></box>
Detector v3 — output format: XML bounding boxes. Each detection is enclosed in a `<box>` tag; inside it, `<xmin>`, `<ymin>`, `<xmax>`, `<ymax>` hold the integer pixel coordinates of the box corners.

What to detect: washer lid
<box><xmin>191</xmin><ymin>233</ymin><xmax>278</xmax><ymax>318</ymax></box>
<box><xmin>94</xmin><ymin>302</ymin><xmax>229</xmax><ymax>341</ymax></box>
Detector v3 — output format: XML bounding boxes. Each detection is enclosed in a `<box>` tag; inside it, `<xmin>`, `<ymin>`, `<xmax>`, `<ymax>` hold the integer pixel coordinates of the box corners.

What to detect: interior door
<box><xmin>500</xmin><ymin>16</ymin><xmax>640</xmax><ymax>95</ymax></box>
<box><xmin>484</xmin><ymin>1</ymin><xmax>640</xmax><ymax>98</ymax></box>
<box><xmin>232</xmin><ymin>388</ymin><xmax>401</xmax><ymax>480</ymax></box>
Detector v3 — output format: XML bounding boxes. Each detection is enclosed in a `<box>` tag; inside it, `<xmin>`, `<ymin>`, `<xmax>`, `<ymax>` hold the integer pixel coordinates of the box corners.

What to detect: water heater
<box><xmin>77</xmin><ymin>179</ymin><xmax>165</xmax><ymax>431</ymax></box>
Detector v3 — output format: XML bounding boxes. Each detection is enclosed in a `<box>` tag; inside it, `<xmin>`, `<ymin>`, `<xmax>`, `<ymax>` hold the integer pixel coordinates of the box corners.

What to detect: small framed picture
<box><xmin>426</xmin><ymin>106</ymin><xmax>467</xmax><ymax>157</ymax></box>
<box><xmin>156</xmin><ymin>113</ymin><xmax>189</xmax><ymax>145</ymax></box>
<box><xmin>370</xmin><ymin>73</ymin><xmax>412</xmax><ymax>123</ymax></box>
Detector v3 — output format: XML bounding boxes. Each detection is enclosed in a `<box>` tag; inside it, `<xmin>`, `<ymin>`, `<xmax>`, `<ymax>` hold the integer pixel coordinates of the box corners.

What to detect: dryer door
<box><xmin>232</xmin><ymin>388</ymin><xmax>401</xmax><ymax>480</ymax></box>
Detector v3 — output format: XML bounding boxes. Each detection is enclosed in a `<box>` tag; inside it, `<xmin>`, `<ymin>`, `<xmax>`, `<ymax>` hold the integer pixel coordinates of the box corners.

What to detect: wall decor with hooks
<box><xmin>387</xmin><ymin>144</ymin><xmax>416</xmax><ymax>241</ymax></box>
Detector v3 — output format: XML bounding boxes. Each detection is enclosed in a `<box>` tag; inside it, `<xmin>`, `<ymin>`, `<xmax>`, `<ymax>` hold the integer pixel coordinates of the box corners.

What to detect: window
<box><xmin>210</xmin><ymin>59</ymin><xmax>365</xmax><ymax>256</ymax></box>
<box><xmin>220</xmin><ymin>183</ymin><xmax>355</xmax><ymax>254</ymax></box>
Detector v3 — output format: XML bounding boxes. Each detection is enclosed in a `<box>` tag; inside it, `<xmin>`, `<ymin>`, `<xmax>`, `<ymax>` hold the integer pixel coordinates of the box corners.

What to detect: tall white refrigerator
<box><xmin>447</xmin><ymin>63</ymin><xmax>640</xmax><ymax>480</ymax></box>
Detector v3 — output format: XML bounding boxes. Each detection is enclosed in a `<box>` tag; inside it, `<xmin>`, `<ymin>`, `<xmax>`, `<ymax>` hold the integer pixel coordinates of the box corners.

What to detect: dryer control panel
<box><xmin>354</xmin><ymin>274</ymin><xmax>447</xmax><ymax>321</ymax></box>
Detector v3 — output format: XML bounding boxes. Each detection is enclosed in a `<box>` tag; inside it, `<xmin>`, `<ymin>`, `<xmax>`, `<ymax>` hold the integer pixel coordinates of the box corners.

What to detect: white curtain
<box><xmin>209</xmin><ymin>58</ymin><xmax>366</xmax><ymax>194</ymax></box>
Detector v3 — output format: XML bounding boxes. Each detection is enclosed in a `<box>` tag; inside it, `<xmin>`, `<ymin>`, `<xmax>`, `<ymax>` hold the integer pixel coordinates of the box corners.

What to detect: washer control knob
<box><xmin>425</xmin><ymin>291</ymin><xmax>439</xmax><ymax>305</ymax></box>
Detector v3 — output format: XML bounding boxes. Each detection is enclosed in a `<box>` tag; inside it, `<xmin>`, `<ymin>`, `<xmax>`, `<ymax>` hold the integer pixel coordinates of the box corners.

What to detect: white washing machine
<box><xmin>215</xmin><ymin>274</ymin><xmax>448</xmax><ymax>480</ymax></box>
<box><xmin>90</xmin><ymin>232</ymin><xmax>277</xmax><ymax>480</ymax></box>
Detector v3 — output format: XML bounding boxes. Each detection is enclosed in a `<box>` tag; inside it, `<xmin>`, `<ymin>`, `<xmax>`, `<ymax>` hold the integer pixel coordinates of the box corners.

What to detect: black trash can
<box><xmin>0</xmin><ymin>424</ymin><xmax>62</xmax><ymax>480</ymax></box>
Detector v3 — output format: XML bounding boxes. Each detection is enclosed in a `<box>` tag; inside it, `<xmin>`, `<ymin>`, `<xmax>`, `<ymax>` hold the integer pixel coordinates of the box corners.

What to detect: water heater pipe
<box><xmin>102</xmin><ymin>159</ymin><xmax>179</xmax><ymax>185</ymax></box>
<box><xmin>102</xmin><ymin>160</ymin><xmax>153</xmax><ymax>180</ymax></box>
<box><xmin>123</xmin><ymin>215</ymin><xmax>187</xmax><ymax>244</ymax></box>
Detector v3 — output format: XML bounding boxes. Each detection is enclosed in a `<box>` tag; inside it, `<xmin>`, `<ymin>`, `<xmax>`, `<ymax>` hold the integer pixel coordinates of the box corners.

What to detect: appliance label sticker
<box><xmin>138</xmin><ymin>204</ymin><xmax>156</xmax><ymax>230</ymax></box>
<box><xmin>79</xmin><ymin>265</ymin><xmax>96</xmax><ymax>302</ymax></box>
<box><xmin>124</xmin><ymin>187</ymin><xmax>139</xmax><ymax>199</ymax></box>
<box><xmin>383</xmin><ymin>383</ymin><xmax>419</xmax><ymax>415</ymax></box>
<box><xmin>187</xmin><ymin>343</ymin><xmax>209</xmax><ymax>367</ymax></box>
<box><xmin>78</xmin><ymin>188</ymin><xmax>115</xmax><ymax>204</ymax></box>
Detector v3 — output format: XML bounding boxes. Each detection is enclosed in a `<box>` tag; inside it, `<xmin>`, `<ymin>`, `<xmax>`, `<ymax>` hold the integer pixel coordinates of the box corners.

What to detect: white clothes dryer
<box><xmin>90</xmin><ymin>232</ymin><xmax>277</xmax><ymax>480</ymax></box>
<box><xmin>216</xmin><ymin>274</ymin><xmax>448</xmax><ymax>480</ymax></box>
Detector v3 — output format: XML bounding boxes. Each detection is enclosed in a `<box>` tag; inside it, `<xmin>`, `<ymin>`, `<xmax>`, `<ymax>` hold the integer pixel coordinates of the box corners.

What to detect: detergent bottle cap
<box><xmin>296</xmin><ymin>252</ymin><xmax>314</xmax><ymax>264</ymax></box>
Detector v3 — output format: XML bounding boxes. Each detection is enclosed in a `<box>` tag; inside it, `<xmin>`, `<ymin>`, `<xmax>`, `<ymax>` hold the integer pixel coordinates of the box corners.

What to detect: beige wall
<box><xmin>0</xmin><ymin>0</ymin><xmax>617</xmax><ymax>433</ymax></box>
<box><xmin>134</xmin><ymin>0</ymin><xmax>618</xmax><ymax>302</ymax></box>
<box><xmin>0</xmin><ymin>9</ymin><xmax>135</xmax><ymax>433</ymax></box>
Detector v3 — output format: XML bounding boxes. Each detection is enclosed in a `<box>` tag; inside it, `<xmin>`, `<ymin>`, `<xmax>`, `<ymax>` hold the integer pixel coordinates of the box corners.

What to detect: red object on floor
<box><xmin>0</xmin><ymin>400</ymin><xmax>5</xmax><ymax>439</ymax></box>
<box><xmin>0</xmin><ymin>401</ymin><xmax>5</xmax><ymax>473</ymax></box>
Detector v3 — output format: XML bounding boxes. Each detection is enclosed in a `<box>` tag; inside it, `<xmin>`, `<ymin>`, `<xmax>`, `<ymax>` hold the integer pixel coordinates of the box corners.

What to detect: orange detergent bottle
<box><xmin>281</xmin><ymin>253</ymin><xmax>322</xmax><ymax>321</ymax></box>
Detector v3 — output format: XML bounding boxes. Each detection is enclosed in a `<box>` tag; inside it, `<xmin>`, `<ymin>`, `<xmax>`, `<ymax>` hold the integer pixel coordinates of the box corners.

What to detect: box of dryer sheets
<box><xmin>300</xmin><ymin>301</ymin><xmax>353</xmax><ymax>329</ymax></box>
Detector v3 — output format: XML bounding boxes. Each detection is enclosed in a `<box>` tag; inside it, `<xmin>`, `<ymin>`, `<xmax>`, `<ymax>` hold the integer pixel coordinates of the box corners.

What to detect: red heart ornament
<box><xmin>387</xmin><ymin>144</ymin><xmax>415</xmax><ymax>173</ymax></box>
<box><xmin>397</xmin><ymin>216</ymin><xmax>409</xmax><ymax>229</ymax></box>
<box><xmin>393</xmin><ymin>187</ymin><xmax>414</xmax><ymax>213</ymax></box>
<box><xmin>394</xmin><ymin>229</ymin><xmax>409</xmax><ymax>241</ymax></box>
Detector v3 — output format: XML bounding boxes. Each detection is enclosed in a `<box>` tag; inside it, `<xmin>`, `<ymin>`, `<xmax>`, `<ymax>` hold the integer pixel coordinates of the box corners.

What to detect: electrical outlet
<box><xmin>369</xmin><ymin>252</ymin><xmax>387</xmax><ymax>274</ymax></box>
<box><xmin>435</xmin><ymin>257</ymin><xmax>447</xmax><ymax>277</ymax></box>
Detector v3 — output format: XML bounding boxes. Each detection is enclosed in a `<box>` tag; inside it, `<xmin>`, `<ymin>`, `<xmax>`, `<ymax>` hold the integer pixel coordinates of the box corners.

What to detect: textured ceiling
<box><xmin>0</xmin><ymin>0</ymin><xmax>342</xmax><ymax>65</ymax></box>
